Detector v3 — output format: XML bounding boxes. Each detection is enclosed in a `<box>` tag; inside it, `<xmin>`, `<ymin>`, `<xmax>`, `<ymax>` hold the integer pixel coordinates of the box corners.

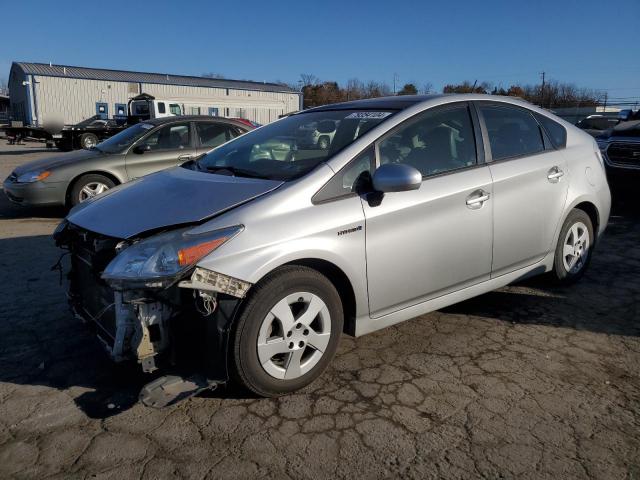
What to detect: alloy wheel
<box><xmin>257</xmin><ymin>292</ymin><xmax>331</xmax><ymax>380</ymax></box>
<box><xmin>78</xmin><ymin>182</ymin><xmax>109</xmax><ymax>202</ymax></box>
<box><xmin>562</xmin><ymin>221</ymin><xmax>590</xmax><ymax>274</ymax></box>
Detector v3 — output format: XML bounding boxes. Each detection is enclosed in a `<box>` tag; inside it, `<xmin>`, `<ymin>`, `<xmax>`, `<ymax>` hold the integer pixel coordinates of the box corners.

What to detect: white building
<box><xmin>8</xmin><ymin>62</ymin><xmax>302</xmax><ymax>126</ymax></box>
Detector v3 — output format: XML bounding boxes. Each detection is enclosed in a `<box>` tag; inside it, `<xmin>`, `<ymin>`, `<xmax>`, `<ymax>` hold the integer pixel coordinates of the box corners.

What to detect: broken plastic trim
<box><xmin>139</xmin><ymin>374</ymin><xmax>221</xmax><ymax>408</ymax></box>
<box><xmin>178</xmin><ymin>267</ymin><xmax>252</xmax><ymax>298</ymax></box>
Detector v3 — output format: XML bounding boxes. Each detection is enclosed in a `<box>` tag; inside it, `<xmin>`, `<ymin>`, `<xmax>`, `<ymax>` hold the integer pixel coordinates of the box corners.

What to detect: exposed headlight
<box><xmin>102</xmin><ymin>225</ymin><xmax>243</xmax><ymax>287</ymax></box>
<box><xmin>17</xmin><ymin>170</ymin><xmax>51</xmax><ymax>183</ymax></box>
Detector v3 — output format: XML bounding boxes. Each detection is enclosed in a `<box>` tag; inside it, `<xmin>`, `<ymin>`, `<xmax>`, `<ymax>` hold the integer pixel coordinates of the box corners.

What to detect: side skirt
<box><xmin>354</xmin><ymin>252</ymin><xmax>554</xmax><ymax>336</ymax></box>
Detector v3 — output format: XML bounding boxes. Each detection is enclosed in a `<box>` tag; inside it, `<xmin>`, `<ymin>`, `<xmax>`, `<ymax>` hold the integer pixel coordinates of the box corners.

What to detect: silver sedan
<box><xmin>3</xmin><ymin>116</ymin><xmax>250</xmax><ymax>207</ymax></box>
<box><xmin>55</xmin><ymin>94</ymin><xmax>611</xmax><ymax>400</ymax></box>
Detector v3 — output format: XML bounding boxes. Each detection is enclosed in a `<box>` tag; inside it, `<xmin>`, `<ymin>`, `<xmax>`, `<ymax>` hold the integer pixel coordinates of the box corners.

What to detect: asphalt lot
<box><xmin>0</xmin><ymin>140</ymin><xmax>638</xmax><ymax>479</ymax></box>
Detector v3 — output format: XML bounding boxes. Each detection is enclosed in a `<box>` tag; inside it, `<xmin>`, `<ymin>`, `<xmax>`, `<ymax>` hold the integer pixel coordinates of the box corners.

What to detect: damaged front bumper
<box><xmin>55</xmin><ymin>222</ymin><xmax>252</xmax><ymax>399</ymax></box>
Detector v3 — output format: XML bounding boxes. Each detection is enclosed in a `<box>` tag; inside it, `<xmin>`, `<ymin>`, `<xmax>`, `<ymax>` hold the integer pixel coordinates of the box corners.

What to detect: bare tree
<box><xmin>421</xmin><ymin>82</ymin><xmax>434</xmax><ymax>94</ymax></box>
<box><xmin>0</xmin><ymin>77</ymin><xmax>8</xmax><ymax>95</ymax></box>
<box><xmin>300</xmin><ymin>73</ymin><xmax>319</xmax><ymax>87</ymax></box>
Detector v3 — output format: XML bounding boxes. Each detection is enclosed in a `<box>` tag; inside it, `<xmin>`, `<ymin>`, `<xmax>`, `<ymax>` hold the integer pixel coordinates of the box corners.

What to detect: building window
<box><xmin>208</xmin><ymin>107</ymin><xmax>219</xmax><ymax>116</ymax></box>
<box><xmin>189</xmin><ymin>106</ymin><xmax>201</xmax><ymax>115</ymax></box>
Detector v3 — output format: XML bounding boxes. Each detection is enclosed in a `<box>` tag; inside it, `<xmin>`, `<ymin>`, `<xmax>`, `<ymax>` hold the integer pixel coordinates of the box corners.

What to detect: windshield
<box><xmin>96</xmin><ymin>123</ymin><xmax>155</xmax><ymax>153</ymax></box>
<box><xmin>195</xmin><ymin>110</ymin><xmax>396</xmax><ymax>181</ymax></box>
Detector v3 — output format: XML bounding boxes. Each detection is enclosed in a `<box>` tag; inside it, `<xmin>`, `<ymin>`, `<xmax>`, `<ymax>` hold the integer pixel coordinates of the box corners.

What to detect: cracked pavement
<box><xmin>0</xmin><ymin>142</ymin><xmax>638</xmax><ymax>479</ymax></box>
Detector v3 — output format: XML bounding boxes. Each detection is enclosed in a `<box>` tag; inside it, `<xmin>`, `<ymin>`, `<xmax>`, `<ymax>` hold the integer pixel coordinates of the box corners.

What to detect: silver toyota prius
<box><xmin>54</xmin><ymin>94</ymin><xmax>611</xmax><ymax>401</ymax></box>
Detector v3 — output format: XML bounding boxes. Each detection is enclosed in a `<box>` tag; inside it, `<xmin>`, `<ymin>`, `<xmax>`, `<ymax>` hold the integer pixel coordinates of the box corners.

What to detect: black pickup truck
<box><xmin>596</xmin><ymin>112</ymin><xmax>640</xmax><ymax>188</ymax></box>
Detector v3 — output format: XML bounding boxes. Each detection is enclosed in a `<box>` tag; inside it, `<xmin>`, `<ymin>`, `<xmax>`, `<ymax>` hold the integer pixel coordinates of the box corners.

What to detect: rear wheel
<box><xmin>553</xmin><ymin>209</ymin><xmax>594</xmax><ymax>284</ymax></box>
<box><xmin>231</xmin><ymin>266</ymin><xmax>343</xmax><ymax>397</ymax></box>
<box><xmin>70</xmin><ymin>174</ymin><xmax>115</xmax><ymax>207</ymax></box>
<box><xmin>79</xmin><ymin>133</ymin><xmax>99</xmax><ymax>150</ymax></box>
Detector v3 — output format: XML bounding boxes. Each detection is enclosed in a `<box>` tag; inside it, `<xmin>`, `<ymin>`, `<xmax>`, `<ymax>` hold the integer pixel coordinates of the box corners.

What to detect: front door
<box><xmin>125</xmin><ymin>121</ymin><xmax>196</xmax><ymax>179</ymax></box>
<box><xmin>363</xmin><ymin>103</ymin><xmax>493</xmax><ymax>317</ymax></box>
<box><xmin>476</xmin><ymin>102</ymin><xmax>569</xmax><ymax>277</ymax></box>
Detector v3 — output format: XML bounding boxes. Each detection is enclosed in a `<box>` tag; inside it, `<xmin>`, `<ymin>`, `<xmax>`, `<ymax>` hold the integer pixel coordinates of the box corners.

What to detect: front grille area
<box><xmin>67</xmin><ymin>226</ymin><xmax>120</xmax><ymax>345</ymax></box>
<box><xmin>607</xmin><ymin>142</ymin><xmax>640</xmax><ymax>168</ymax></box>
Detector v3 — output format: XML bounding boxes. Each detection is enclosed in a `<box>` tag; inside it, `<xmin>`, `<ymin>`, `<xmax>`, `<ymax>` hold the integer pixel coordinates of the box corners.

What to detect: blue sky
<box><xmin>2</xmin><ymin>0</ymin><xmax>639</xmax><ymax>101</ymax></box>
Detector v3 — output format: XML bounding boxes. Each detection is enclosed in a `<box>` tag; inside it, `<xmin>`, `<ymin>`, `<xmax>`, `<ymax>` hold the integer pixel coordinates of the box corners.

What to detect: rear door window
<box><xmin>196</xmin><ymin>122</ymin><xmax>238</xmax><ymax>149</ymax></box>
<box><xmin>534</xmin><ymin>113</ymin><xmax>567</xmax><ymax>149</ymax></box>
<box><xmin>479</xmin><ymin>104</ymin><xmax>545</xmax><ymax>161</ymax></box>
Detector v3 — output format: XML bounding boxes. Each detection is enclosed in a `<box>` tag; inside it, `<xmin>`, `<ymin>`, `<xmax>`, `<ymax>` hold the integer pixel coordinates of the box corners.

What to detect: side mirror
<box><xmin>372</xmin><ymin>163</ymin><xmax>422</xmax><ymax>193</ymax></box>
<box><xmin>133</xmin><ymin>144</ymin><xmax>151</xmax><ymax>154</ymax></box>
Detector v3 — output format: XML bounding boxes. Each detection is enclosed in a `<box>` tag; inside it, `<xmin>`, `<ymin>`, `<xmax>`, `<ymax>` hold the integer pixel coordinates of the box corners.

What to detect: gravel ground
<box><xmin>0</xmin><ymin>140</ymin><xmax>638</xmax><ymax>479</ymax></box>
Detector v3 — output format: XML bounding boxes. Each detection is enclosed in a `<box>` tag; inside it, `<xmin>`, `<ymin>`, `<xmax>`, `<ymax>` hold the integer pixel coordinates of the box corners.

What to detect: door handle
<box><xmin>466</xmin><ymin>189</ymin><xmax>490</xmax><ymax>209</ymax></box>
<box><xmin>547</xmin><ymin>166</ymin><xmax>564</xmax><ymax>182</ymax></box>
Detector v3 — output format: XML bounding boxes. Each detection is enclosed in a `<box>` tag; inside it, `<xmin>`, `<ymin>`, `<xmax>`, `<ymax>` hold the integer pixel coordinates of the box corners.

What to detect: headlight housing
<box><xmin>102</xmin><ymin>225</ymin><xmax>243</xmax><ymax>288</ymax></box>
<box><xmin>17</xmin><ymin>170</ymin><xmax>51</xmax><ymax>183</ymax></box>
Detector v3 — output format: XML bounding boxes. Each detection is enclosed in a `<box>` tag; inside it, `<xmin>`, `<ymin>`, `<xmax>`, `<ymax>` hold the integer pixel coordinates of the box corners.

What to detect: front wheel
<box><xmin>553</xmin><ymin>209</ymin><xmax>594</xmax><ymax>284</ymax></box>
<box><xmin>69</xmin><ymin>174</ymin><xmax>115</xmax><ymax>207</ymax></box>
<box><xmin>231</xmin><ymin>266</ymin><xmax>343</xmax><ymax>397</ymax></box>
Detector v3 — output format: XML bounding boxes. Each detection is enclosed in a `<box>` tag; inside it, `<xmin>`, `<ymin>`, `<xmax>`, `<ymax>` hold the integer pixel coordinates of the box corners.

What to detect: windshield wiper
<box><xmin>204</xmin><ymin>165</ymin><xmax>270</xmax><ymax>179</ymax></box>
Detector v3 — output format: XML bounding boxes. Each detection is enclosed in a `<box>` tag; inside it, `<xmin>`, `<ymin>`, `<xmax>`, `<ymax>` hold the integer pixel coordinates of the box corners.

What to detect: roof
<box><xmin>306</xmin><ymin>94</ymin><xmax>446</xmax><ymax>111</ymax></box>
<box><xmin>12</xmin><ymin>62</ymin><xmax>299</xmax><ymax>94</ymax></box>
<box><xmin>143</xmin><ymin>115</ymin><xmax>252</xmax><ymax>129</ymax></box>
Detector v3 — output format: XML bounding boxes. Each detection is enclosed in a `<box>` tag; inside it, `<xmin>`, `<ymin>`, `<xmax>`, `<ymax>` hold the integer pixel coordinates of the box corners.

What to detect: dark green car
<box><xmin>3</xmin><ymin>116</ymin><xmax>251</xmax><ymax>207</ymax></box>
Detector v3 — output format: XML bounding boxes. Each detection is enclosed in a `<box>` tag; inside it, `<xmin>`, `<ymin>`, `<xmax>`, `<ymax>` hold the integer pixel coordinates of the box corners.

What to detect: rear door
<box><xmin>362</xmin><ymin>102</ymin><xmax>494</xmax><ymax>317</ymax></box>
<box><xmin>124</xmin><ymin>121</ymin><xmax>196</xmax><ymax>179</ymax></box>
<box><xmin>195</xmin><ymin>121</ymin><xmax>244</xmax><ymax>155</ymax></box>
<box><xmin>476</xmin><ymin>102</ymin><xmax>569</xmax><ymax>277</ymax></box>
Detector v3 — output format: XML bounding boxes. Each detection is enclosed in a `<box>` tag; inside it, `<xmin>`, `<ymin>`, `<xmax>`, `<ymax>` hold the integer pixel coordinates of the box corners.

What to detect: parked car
<box><xmin>54</xmin><ymin>94</ymin><xmax>610</xmax><ymax>403</ymax></box>
<box><xmin>576</xmin><ymin>115</ymin><xmax>619</xmax><ymax>137</ymax></box>
<box><xmin>596</xmin><ymin>118</ymin><xmax>640</xmax><ymax>185</ymax></box>
<box><xmin>3</xmin><ymin>116</ymin><xmax>251</xmax><ymax>207</ymax></box>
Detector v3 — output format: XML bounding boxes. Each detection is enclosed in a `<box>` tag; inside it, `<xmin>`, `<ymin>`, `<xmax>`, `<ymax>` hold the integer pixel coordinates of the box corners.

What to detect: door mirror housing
<box><xmin>133</xmin><ymin>144</ymin><xmax>151</xmax><ymax>154</ymax></box>
<box><xmin>372</xmin><ymin>163</ymin><xmax>422</xmax><ymax>193</ymax></box>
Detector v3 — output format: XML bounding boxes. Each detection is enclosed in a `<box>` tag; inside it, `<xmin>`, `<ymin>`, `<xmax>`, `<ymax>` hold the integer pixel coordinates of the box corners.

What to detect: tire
<box><xmin>79</xmin><ymin>133</ymin><xmax>99</xmax><ymax>150</ymax></box>
<box><xmin>318</xmin><ymin>136</ymin><xmax>330</xmax><ymax>150</ymax></box>
<box><xmin>69</xmin><ymin>174</ymin><xmax>115</xmax><ymax>207</ymax></box>
<box><xmin>231</xmin><ymin>266</ymin><xmax>343</xmax><ymax>397</ymax></box>
<box><xmin>552</xmin><ymin>209</ymin><xmax>594</xmax><ymax>284</ymax></box>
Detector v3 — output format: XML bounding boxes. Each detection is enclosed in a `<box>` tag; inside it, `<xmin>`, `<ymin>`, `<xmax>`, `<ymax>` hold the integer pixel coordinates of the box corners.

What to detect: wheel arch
<box><xmin>65</xmin><ymin>170</ymin><xmax>123</xmax><ymax>207</ymax></box>
<box><xmin>573</xmin><ymin>201</ymin><xmax>600</xmax><ymax>236</ymax></box>
<box><xmin>250</xmin><ymin>258</ymin><xmax>358</xmax><ymax>336</ymax></box>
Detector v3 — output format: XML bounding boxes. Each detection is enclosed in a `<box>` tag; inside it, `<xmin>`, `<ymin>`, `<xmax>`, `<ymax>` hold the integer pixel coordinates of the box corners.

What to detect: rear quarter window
<box><xmin>535</xmin><ymin>113</ymin><xmax>567</xmax><ymax>149</ymax></box>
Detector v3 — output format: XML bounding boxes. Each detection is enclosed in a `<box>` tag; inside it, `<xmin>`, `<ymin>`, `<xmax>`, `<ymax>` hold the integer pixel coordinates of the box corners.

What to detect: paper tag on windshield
<box><xmin>345</xmin><ymin>112</ymin><xmax>392</xmax><ymax>120</ymax></box>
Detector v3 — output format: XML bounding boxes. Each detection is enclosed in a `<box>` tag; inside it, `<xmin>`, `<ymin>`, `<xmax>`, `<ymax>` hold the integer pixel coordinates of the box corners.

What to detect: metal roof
<box><xmin>12</xmin><ymin>62</ymin><xmax>299</xmax><ymax>94</ymax></box>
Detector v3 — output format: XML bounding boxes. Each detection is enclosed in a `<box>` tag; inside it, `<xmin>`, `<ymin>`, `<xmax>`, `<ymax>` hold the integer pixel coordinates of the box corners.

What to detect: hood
<box><xmin>13</xmin><ymin>149</ymin><xmax>107</xmax><ymax>176</ymax></box>
<box><xmin>610</xmin><ymin>120</ymin><xmax>640</xmax><ymax>138</ymax></box>
<box><xmin>67</xmin><ymin>166</ymin><xmax>283</xmax><ymax>239</ymax></box>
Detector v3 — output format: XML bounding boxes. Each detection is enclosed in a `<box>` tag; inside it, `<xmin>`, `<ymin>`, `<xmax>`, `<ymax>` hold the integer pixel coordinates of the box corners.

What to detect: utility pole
<box><xmin>540</xmin><ymin>71</ymin><xmax>546</xmax><ymax>107</ymax></box>
<box><xmin>393</xmin><ymin>73</ymin><xmax>399</xmax><ymax>94</ymax></box>
<box><xmin>602</xmin><ymin>92</ymin><xmax>608</xmax><ymax>112</ymax></box>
